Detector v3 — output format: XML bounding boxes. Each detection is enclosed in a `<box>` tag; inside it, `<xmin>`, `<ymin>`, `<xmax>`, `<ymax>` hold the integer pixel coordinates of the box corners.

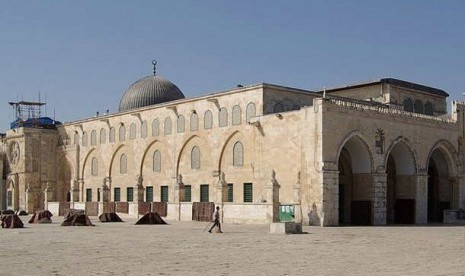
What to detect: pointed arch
<box><xmin>138</xmin><ymin>139</ymin><xmax>169</xmax><ymax>175</ymax></box>
<box><xmin>218</xmin><ymin>130</ymin><xmax>242</xmax><ymax>172</ymax></box>
<box><xmin>108</xmin><ymin>144</ymin><xmax>125</xmax><ymax>178</ymax></box>
<box><xmin>336</xmin><ymin>131</ymin><xmax>374</xmax><ymax>174</ymax></box>
<box><xmin>80</xmin><ymin>148</ymin><xmax>96</xmax><ymax>179</ymax></box>
<box><xmin>426</xmin><ymin>139</ymin><xmax>458</xmax><ymax>177</ymax></box>
<box><xmin>384</xmin><ymin>137</ymin><xmax>418</xmax><ymax>175</ymax></box>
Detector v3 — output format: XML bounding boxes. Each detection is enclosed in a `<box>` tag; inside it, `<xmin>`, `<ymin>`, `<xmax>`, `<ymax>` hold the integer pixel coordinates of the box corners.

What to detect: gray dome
<box><xmin>119</xmin><ymin>75</ymin><xmax>185</xmax><ymax>112</ymax></box>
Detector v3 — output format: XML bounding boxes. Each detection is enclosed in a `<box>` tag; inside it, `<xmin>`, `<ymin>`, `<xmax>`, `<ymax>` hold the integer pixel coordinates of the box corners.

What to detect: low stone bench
<box><xmin>270</xmin><ymin>222</ymin><xmax>302</xmax><ymax>234</ymax></box>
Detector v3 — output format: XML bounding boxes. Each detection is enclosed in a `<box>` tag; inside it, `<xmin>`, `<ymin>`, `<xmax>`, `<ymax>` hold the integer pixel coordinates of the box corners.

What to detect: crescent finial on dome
<box><xmin>152</xmin><ymin>60</ymin><xmax>157</xmax><ymax>75</ymax></box>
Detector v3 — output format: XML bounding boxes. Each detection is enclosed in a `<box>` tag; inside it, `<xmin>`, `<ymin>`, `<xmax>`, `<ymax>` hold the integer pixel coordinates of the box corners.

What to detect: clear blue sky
<box><xmin>1</xmin><ymin>1</ymin><xmax>464</xmax><ymax>131</ymax></box>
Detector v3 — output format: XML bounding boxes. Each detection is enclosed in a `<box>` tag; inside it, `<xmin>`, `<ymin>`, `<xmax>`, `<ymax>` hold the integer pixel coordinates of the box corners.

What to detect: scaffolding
<box><xmin>8</xmin><ymin>101</ymin><xmax>50</xmax><ymax>129</ymax></box>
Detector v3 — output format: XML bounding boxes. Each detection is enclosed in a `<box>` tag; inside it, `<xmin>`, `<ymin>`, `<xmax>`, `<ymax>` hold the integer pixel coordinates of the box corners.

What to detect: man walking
<box><xmin>208</xmin><ymin>206</ymin><xmax>223</xmax><ymax>233</ymax></box>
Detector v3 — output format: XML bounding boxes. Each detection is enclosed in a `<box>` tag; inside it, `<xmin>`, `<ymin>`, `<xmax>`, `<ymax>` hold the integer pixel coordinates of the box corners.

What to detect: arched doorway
<box><xmin>386</xmin><ymin>140</ymin><xmax>416</xmax><ymax>224</ymax></box>
<box><xmin>337</xmin><ymin>135</ymin><xmax>372</xmax><ymax>225</ymax></box>
<box><xmin>427</xmin><ymin>149</ymin><xmax>452</xmax><ymax>223</ymax></box>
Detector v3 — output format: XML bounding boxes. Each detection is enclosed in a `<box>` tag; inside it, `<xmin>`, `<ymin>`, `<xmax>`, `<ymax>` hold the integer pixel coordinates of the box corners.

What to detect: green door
<box><xmin>279</xmin><ymin>205</ymin><xmax>295</xmax><ymax>222</ymax></box>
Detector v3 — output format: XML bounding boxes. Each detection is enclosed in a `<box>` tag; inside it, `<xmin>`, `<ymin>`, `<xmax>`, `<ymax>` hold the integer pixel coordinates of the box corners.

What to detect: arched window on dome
<box><xmin>191</xmin><ymin>146</ymin><xmax>200</xmax><ymax>170</ymax></box>
<box><xmin>82</xmin><ymin>131</ymin><xmax>88</xmax><ymax>146</ymax></box>
<box><xmin>246</xmin><ymin>102</ymin><xmax>256</xmax><ymax>123</ymax></box>
<box><xmin>109</xmin><ymin>127</ymin><xmax>115</xmax><ymax>143</ymax></box>
<box><xmin>141</xmin><ymin>121</ymin><xmax>148</xmax><ymax>138</ymax></box>
<box><xmin>100</xmin><ymin>128</ymin><xmax>106</xmax><ymax>144</ymax></box>
<box><xmin>129</xmin><ymin>123</ymin><xmax>137</xmax><ymax>139</ymax></box>
<box><xmin>74</xmin><ymin>132</ymin><xmax>79</xmax><ymax>145</ymax></box>
<box><xmin>204</xmin><ymin>110</ymin><xmax>213</xmax><ymax>129</ymax></box>
<box><xmin>177</xmin><ymin>115</ymin><xmax>185</xmax><ymax>133</ymax></box>
<box><xmin>190</xmin><ymin>112</ymin><xmax>198</xmax><ymax>131</ymax></box>
<box><xmin>90</xmin><ymin>130</ymin><xmax>97</xmax><ymax>146</ymax></box>
<box><xmin>91</xmin><ymin>157</ymin><xmax>98</xmax><ymax>176</ymax></box>
<box><xmin>120</xmin><ymin>154</ymin><xmax>127</xmax><ymax>174</ymax></box>
<box><xmin>403</xmin><ymin>98</ymin><xmax>413</xmax><ymax>112</ymax></box>
<box><xmin>424</xmin><ymin>101</ymin><xmax>433</xmax><ymax>115</ymax></box>
<box><xmin>414</xmin><ymin>100</ymin><xmax>424</xmax><ymax>114</ymax></box>
<box><xmin>152</xmin><ymin>119</ymin><xmax>159</xmax><ymax>136</ymax></box>
<box><xmin>153</xmin><ymin>150</ymin><xmax>161</xmax><ymax>172</ymax></box>
<box><xmin>233</xmin><ymin>141</ymin><xmax>244</xmax><ymax>167</ymax></box>
<box><xmin>164</xmin><ymin>117</ymin><xmax>172</xmax><ymax>135</ymax></box>
<box><xmin>119</xmin><ymin>125</ymin><xmax>126</xmax><ymax>141</ymax></box>
<box><xmin>219</xmin><ymin>107</ymin><xmax>228</xmax><ymax>127</ymax></box>
<box><xmin>232</xmin><ymin>105</ymin><xmax>241</xmax><ymax>125</ymax></box>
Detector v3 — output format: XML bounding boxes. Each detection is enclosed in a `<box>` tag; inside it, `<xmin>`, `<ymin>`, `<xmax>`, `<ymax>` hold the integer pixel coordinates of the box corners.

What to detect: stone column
<box><xmin>174</xmin><ymin>174</ymin><xmax>185</xmax><ymax>203</ymax></box>
<box><xmin>101</xmin><ymin>177</ymin><xmax>111</xmax><ymax>203</ymax></box>
<box><xmin>293</xmin><ymin>171</ymin><xmax>302</xmax><ymax>223</ymax></box>
<box><xmin>44</xmin><ymin>182</ymin><xmax>54</xmax><ymax>210</ymax></box>
<box><xmin>372</xmin><ymin>173</ymin><xmax>387</xmax><ymax>225</ymax></box>
<box><xmin>456</xmin><ymin>175</ymin><xmax>465</xmax><ymax>210</ymax></box>
<box><xmin>415</xmin><ymin>173</ymin><xmax>428</xmax><ymax>224</ymax></box>
<box><xmin>266</xmin><ymin>170</ymin><xmax>280</xmax><ymax>222</ymax></box>
<box><xmin>321</xmin><ymin>167</ymin><xmax>339</xmax><ymax>226</ymax></box>
<box><xmin>75</xmin><ymin>179</ymin><xmax>84</xmax><ymax>202</ymax></box>
<box><xmin>25</xmin><ymin>183</ymin><xmax>34</xmax><ymax>213</ymax></box>
<box><xmin>216</xmin><ymin>172</ymin><xmax>228</xmax><ymax>204</ymax></box>
<box><xmin>134</xmin><ymin>175</ymin><xmax>145</xmax><ymax>202</ymax></box>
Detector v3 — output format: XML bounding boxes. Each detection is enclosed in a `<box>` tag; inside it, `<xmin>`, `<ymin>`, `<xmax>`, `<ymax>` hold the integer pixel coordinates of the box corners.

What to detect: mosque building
<box><xmin>1</xmin><ymin>61</ymin><xmax>464</xmax><ymax>226</ymax></box>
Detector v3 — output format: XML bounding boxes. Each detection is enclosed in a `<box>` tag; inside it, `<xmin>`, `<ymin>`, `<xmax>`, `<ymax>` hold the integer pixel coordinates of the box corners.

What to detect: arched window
<box><xmin>232</xmin><ymin>105</ymin><xmax>241</xmax><ymax>125</ymax></box>
<box><xmin>152</xmin><ymin>119</ymin><xmax>159</xmax><ymax>136</ymax></box>
<box><xmin>119</xmin><ymin>125</ymin><xmax>126</xmax><ymax>141</ymax></box>
<box><xmin>191</xmin><ymin>146</ymin><xmax>200</xmax><ymax>169</ymax></box>
<box><xmin>424</xmin><ymin>101</ymin><xmax>433</xmax><ymax>115</ymax></box>
<box><xmin>164</xmin><ymin>117</ymin><xmax>172</xmax><ymax>135</ymax></box>
<box><xmin>90</xmin><ymin>130</ymin><xmax>97</xmax><ymax>146</ymax></box>
<box><xmin>100</xmin><ymin>129</ymin><xmax>106</xmax><ymax>144</ymax></box>
<box><xmin>141</xmin><ymin>121</ymin><xmax>148</xmax><ymax>138</ymax></box>
<box><xmin>82</xmin><ymin>131</ymin><xmax>88</xmax><ymax>146</ymax></box>
<box><xmin>403</xmin><ymin>98</ymin><xmax>413</xmax><ymax>112</ymax></box>
<box><xmin>120</xmin><ymin>154</ymin><xmax>127</xmax><ymax>174</ymax></box>
<box><xmin>91</xmin><ymin>157</ymin><xmax>98</xmax><ymax>176</ymax></box>
<box><xmin>219</xmin><ymin>107</ymin><xmax>228</xmax><ymax>127</ymax></box>
<box><xmin>177</xmin><ymin>115</ymin><xmax>185</xmax><ymax>133</ymax></box>
<box><xmin>190</xmin><ymin>112</ymin><xmax>198</xmax><ymax>131</ymax></box>
<box><xmin>109</xmin><ymin>127</ymin><xmax>115</xmax><ymax>143</ymax></box>
<box><xmin>233</xmin><ymin>141</ymin><xmax>244</xmax><ymax>167</ymax></box>
<box><xmin>273</xmin><ymin>103</ymin><xmax>284</xmax><ymax>113</ymax></box>
<box><xmin>414</xmin><ymin>100</ymin><xmax>424</xmax><ymax>114</ymax></box>
<box><xmin>153</xmin><ymin>150</ymin><xmax>161</xmax><ymax>172</ymax></box>
<box><xmin>246</xmin><ymin>102</ymin><xmax>256</xmax><ymax>123</ymax></box>
<box><xmin>129</xmin><ymin>123</ymin><xmax>137</xmax><ymax>139</ymax></box>
<box><xmin>74</xmin><ymin>132</ymin><xmax>79</xmax><ymax>145</ymax></box>
<box><xmin>204</xmin><ymin>110</ymin><xmax>213</xmax><ymax>129</ymax></box>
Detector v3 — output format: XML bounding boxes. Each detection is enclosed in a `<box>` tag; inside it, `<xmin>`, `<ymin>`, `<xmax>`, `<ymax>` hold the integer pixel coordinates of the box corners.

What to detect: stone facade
<box><xmin>1</xmin><ymin>76</ymin><xmax>464</xmax><ymax>226</ymax></box>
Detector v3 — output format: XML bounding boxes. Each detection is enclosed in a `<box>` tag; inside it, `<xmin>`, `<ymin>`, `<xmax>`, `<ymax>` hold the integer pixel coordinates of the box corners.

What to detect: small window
<box><xmin>100</xmin><ymin>129</ymin><xmax>106</xmax><ymax>144</ymax></box>
<box><xmin>91</xmin><ymin>157</ymin><xmax>98</xmax><ymax>176</ymax></box>
<box><xmin>114</xmin><ymin>187</ymin><xmax>121</xmax><ymax>202</ymax></box>
<box><xmin>120</xmin><ymin>154</ymin><xmax>127</xmax><ymax>174</ymax></box>
<box><xmin>246</xmin><ymin>102</ymin><xmax>256</xmax><ymax>123</ymax></box>
<box><xmin>414</xmin><ymin>100</ymin><xmax>424</xmax><ymax>114</ymax></box>
<box><xmin>82</xmin><ymin>131</ymin><xmax>88</xmax><ymax>146</ymax></box>
<box><xmin>425</xmin><ymin>102</ymin><xmax>433</xmax><ymax>115</ymax></box>
<box><xmin>164</xmin><ymin>117</ymin><xmax>172</xmax><ymax>135</ymax></box>
<box><xmin>146</xmin><ymin>186</ymin><xmax>153</xmax><ymax>202</ymax></box>
<box><xmin>161</xmin><ymin>186</ymin><xmax>169</xmax><ymax>202</ymax></box>
<box><xmin>219</xmin><ymin>107</ymin><xmax>228</xmax><ymax>127</ymax></box>
<box><xmin>184</xmin><ymin>185</ymin><xmax>192</xmax><ymax>202</ymax></box>
<box><xmin>86</xmin><ymin>188</ymin><xmax>92</xmax><ymax>202</ymax></box>
<box><xmin>204</xmin><ymin>110</ymin><xmax>213</xmax><ymax>129</ymax></box>
<box><xmin>129</xmin><ymin>123</ymin><xmax>137</xmax><ymax>139</ymax></box>
<box><xmin>141</xmin><ymin>121</ymin><xmax>148</xmax><ymax>138</ymax></box>
<box><xmin>127</xmin><ymin>187</ymin><xmax>134</xmax><ymax>202</ymax></box>
<box><xmin>200</xmin><ymin>184</ymin><xmax>209</xmax><ymax>202</ymax></box>
<box><xmin>119</xmin><ymin>125</ymin><xmax>126</xmax><ymax>141</ymax></box>
<box><xmin>177</xmin><ymin>115</ymin><xmax>185</xmax><ymax>133</ymax></box>
<box><xmin>74</xmin><ymin>132</ymin><xmax>79</xmax><ymax>145</ymax></box>
<box><xmin>153</xmin><ymin>150</ymin><xmax>161</xmax><ymax>172</ymax></box>
<box><xmin>190</xmin><ymin>113</ymin><xmax>198</xmax><ymax>131</ymax></box>
<box><xmin>243</xmin><ymin>183</ymin><xmax>253</xmax><ymax>203</ymax></box>
<box><xmin>232</xmin><ymin>105</ymin><xmax>241</xmax><ymax>125</ymax></box>
<box><xmin>152</xmin><ymin>119</ymin><xmax>159</xmax><ymax>136</ymax></box>
<box><xmin>191</xmin><ymin>146</ymin><xmax>200</xmax><ymax>170</ymax></box>
<box><xmin>233</xmin><ymin>141</ymin><xmax>244</xmax><ymax>167</ymax></box>
<box><xmin>109</xmin><ymin>127</ymin><xmax>116</xmax><ymax>143</ymax></box>
<box><xmin>227</xmin><ymin>183</ymin><xmax>234</xmax><ymax>202</ymax></box>
<box><xmin>91</xmin><ymin>130</ymin><xmax>97</xmax><ymax>145</ymax></box>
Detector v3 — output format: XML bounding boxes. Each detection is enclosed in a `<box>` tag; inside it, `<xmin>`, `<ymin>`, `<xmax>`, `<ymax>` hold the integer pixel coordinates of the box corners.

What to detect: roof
<box><xmin>320</xmin><ymin>78</ymin><xmax>449</xmax><ymax>97</ymax></box>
